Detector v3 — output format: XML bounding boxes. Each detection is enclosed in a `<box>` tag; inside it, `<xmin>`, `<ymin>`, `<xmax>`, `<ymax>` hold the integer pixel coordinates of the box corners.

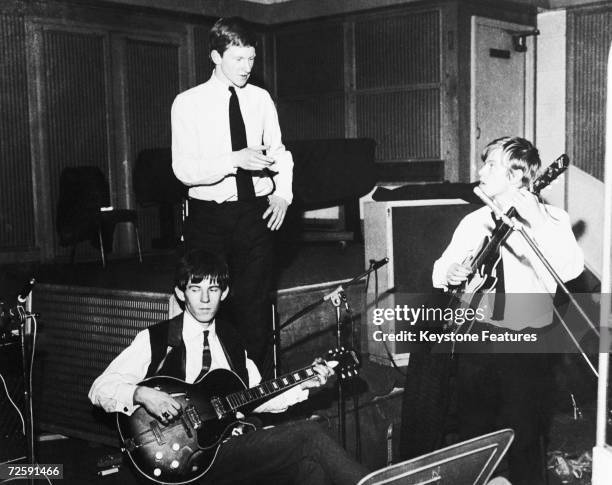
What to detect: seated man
<box><xmin>89</xmin><ymin>249</ymin><xmax>367</xmax><ymax>485</ymax></box>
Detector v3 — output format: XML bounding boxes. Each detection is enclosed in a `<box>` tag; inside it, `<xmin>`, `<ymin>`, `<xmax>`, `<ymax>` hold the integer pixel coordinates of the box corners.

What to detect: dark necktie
<box><xmin>229</xmin><ymin>86</ymin><xmax>255</xmax><ymax>200</ymax></box>
<box><xmin>489</xmin><ymin>213</ymin><xmax>506</xmax><ymax>320</ymax></box>
<box><xmin>201</xmin><ymin>330</ymin><xmax>211</xmax><ymax>376</ymax></box>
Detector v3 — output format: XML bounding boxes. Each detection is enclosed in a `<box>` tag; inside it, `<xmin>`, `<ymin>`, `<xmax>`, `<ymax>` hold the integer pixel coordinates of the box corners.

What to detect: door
<box><xmin>470</xmin><ymin>16</ymin><xmax>535</xmax><ymax>181</ymax></box>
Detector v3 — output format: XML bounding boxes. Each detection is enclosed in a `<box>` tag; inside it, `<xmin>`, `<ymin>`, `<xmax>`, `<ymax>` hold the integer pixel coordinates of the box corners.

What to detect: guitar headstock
<box><xmin>326</xmin><ymin>347</ymin><xmax>361</xmax><ymax>380</ymax></box>
<box><xmin>532</xmin><ymin>154</ymin><xmax>569</xmax><ymax>195</ymax></box>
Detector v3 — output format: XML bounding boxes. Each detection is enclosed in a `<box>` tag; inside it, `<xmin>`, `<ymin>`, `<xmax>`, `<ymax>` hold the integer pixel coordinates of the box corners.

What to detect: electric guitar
<box><xmin>117</xmin><ymin>347</ymin><xmax>360</xmax><ymax>484</ymax></box>
<box><xmin>445</xmin><ymin>154</ymin><xmax>570</xmax><ymax>329</ymax></box>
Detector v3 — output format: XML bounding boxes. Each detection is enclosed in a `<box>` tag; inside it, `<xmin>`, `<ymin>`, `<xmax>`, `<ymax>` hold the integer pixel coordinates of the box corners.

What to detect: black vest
<box><xmin>145</xmin><ymin>314</ymin><xmax>249</xmax><ymax>384</ymax></box>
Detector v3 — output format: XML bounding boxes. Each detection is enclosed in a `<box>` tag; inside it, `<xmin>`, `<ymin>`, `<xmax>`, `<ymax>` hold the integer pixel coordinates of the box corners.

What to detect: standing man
<box><xmin>171</xmin><ymin>17</ymin><xmax>292</xmax><ymax>369</ymax></box>
<box><xmin>430</xmin><ymin>137</ymin><xmax>583</xmax><ymax>484</ymax></box>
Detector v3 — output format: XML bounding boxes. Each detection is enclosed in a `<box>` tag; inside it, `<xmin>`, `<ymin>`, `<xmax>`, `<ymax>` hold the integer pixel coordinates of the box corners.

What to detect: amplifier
<box><xmin>363</xmin><ymin>199</ymin><xmax>478</xmax><ymax>366</ymax></box>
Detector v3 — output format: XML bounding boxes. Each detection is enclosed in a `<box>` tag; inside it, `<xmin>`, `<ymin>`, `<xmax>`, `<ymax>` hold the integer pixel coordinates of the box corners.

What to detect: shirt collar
<box><xmin>208</xmin><ymin>71</ymin><xmax>247</xmax><ymax>97</ymax></box>
<box><xmin>182</xmin><ymin>310</ymin><xmax>216</xmax><ymax>340</ymax></box>
<box><xmin>209</xmin><ymin>72</ymin><xmax>234</xmax><ymax>96</ymax></box>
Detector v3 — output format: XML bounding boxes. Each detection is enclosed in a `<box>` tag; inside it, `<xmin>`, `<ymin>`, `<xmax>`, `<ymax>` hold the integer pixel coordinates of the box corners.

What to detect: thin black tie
<box><xmin>229</xmin><ymin>86</ymin><xmax>255</xmax><ymax>200</ymax></box>
<box><xmin>200</xmin><ymin>330</ymin><xmax>211</xmax><ymax>379</ymax></box>
<box><xmin>490</xmin><ymin>213</ymin><xmax>506</xmax><ymax>320</ymax></box>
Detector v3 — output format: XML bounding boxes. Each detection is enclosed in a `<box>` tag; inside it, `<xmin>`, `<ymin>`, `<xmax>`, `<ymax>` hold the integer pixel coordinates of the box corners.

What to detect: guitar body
<box><xmin>443</xmin><ymin>153</ymin><xmax>570</xmax><ymax>332</ymax></box>
<box><xmin>445</xmin><ymin>243</ymin><xmax>501</xmax><ymax>330</ymax></box>
<box><xmin>115</xmin><ymin>348</ymin><xmax>360</xmax><ymax>485</ymax></box>
<box><xmin>117</xmin><ymin>369</ymin><xmax>247</xmax><ymax>484</ymax></box>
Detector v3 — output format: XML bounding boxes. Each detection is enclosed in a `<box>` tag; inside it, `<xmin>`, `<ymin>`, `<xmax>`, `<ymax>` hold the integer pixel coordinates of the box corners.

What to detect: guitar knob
<box><xmin>171</xmin><ymin>460</ymin><xmax>179</xmax><ymax>469</ymax></box>
<box><xmin>155</xmin><ymin>452</ymin><xmax>163</xmax><ymax>461</ymax></box>
<box><xmin>172</xmin><ymin>443</ymin><xmax>180</xmax><ymax>451</ymax></box>
<box><xmin>153</xmin><ymin>468</ymin><xmax>162</xmax><ymax>477</ymax></box>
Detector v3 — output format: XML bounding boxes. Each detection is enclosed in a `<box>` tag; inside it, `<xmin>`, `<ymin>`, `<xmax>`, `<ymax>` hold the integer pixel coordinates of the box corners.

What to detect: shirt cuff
<box><xmin>116</xmin><ymin>383</ymin><xmax>139</xmax><ymax>415</ymax></box>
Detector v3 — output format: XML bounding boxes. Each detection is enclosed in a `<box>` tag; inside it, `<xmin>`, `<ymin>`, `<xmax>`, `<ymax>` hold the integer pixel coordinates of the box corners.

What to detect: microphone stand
<box><xmin>276</xmin><ymin>258</ymin><xmax>389</xmax><ymax>449</ymax></box>
<box><xmin>474</xmin><ymin>187</ymin><xmax>600</xmax><ymax>377</ymax></box>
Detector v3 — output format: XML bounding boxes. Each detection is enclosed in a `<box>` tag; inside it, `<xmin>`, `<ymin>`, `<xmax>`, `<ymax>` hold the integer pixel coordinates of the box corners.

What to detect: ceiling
<box><xmin>94</xmin><ymin>0</ymin><xmax>608</xmax><ymax>24</ymax></box>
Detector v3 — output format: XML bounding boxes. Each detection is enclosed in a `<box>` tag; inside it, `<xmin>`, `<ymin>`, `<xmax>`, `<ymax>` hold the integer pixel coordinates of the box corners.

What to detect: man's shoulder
<box><xmin>176</xmin><ymin>81</ymin><xmax>211</xmax><ymax>99</ymax></box>
<box><xmin>243</xmin><ymin>82</ymin><xmax>272</xmax><ymax>99</ymax></box>
<box><xmin>147</xmin><ymin>314</ymin><xmax>182</xmax><ymax>332</ymax></box>
<box><xmin>460</xmin><ymin>205</ymin><xmax>491</xmax><ymax>225</ymax></box>
<box><xmin>542</xmin><ymin>203</ymin><xmax>570</xmax><ymax>221</ymax></box>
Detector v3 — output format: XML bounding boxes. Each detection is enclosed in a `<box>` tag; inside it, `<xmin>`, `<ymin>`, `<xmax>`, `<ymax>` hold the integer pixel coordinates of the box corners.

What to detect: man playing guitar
<box><xmin>432</xmin><ymin>137</ymin><xmax>583</xmax><ymax>485</ymax></box>
<box><xmin>89</xmin><ymin>249</ymin><xmax>367</xmax><ymax>484</ymax></box>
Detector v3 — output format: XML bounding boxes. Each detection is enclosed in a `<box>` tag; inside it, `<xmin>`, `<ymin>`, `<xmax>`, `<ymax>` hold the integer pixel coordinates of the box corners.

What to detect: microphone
<box><xmin>472</xmin><ymin>186</ymin><xmax>517</xmax><ymax>228</ymax></box>
<box><xmin>17</xmin><ymin>277</ymin><xmax>36</xmax><ymax>304</ymax></box>
<box><xmin>369</xmin><ymin>257</ymin><xmax>389</xmax><ymax>270</ymax></box>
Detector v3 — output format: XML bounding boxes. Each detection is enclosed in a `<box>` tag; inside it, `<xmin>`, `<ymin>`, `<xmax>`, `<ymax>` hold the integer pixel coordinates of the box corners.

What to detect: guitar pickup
<box><xmin>185</xmin><ymin>405</ymin><xmax>202</xmax><ymax>430</ymax></box>
<box><xmin>210</xmin><ymin>396</ymin><xmax>227</xmax><ymax>419</ymax></box>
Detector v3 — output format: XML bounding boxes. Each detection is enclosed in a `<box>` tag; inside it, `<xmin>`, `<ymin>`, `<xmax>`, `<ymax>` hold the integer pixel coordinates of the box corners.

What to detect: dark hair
<box><xmin>209</xmin><ymin>17</ymin><xmax>257</xmax><ymax>56</ymax></box>
<box><xmin>481</xmin><ymin>136</ymin><xmax>541</xmax><ymax>188</ymax></box>
<box><xmin>174</xmin><ymin>250</ymin><xmax>230</xmax><ymax>292</ymax></box>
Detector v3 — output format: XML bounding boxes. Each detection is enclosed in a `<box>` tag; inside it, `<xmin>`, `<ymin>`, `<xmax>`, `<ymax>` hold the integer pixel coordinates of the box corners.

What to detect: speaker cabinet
<box><xmin>364</xmin><ymin>199</ymin><xmax>479</xmax><ymax>365</ymax></box>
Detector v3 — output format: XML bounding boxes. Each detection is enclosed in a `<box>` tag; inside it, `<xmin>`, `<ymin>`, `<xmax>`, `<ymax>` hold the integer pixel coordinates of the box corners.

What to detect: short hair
<box><xmin>209</xmin><ymin>17</ymin><xmax>257</xmax><ymax>56</ymax></box>
<box><xmin>481</xmin><ymin>136</ymin><xmax>541</xmax><ymax>188</ymax></box>
<box><xmin>174</xmin><ymin>250</ymin><xmax>230</xmax><ymax>292</ymax></box>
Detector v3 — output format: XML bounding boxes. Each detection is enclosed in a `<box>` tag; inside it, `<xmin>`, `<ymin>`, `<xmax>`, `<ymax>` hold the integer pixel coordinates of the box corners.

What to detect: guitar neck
<box><xmin>224</xmin><ymin>365</ymin><xmax>319</xmax><ymax>411</ymax></box>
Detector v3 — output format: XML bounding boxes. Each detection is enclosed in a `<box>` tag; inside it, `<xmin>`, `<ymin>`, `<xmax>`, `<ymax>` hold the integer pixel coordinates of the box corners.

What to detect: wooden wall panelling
<box><xmin>440</xmin><ymin>3</ymin><xmax>460</xmax><ymax>182</ymax></box>
<box><xmin>344</xmin><ymin>19</ymin><xmax>356</xmax><ymax>138</ymax></box>
<box><xmin>275</xmin><ymin>20</ymin><xmax>345</xmax><ymax>140</ymax></box>
<box><xmin>352</xmin><ymin>8</ymin><xmax>442</xmax><ymax>176</ymax></box>
<box><xmin>567</xmin><ymin>6</ymin><xmax>612</xmax><ymax>182</ymax></box>
<box><xmin>0</xmin><ymin>13</ymin><xmax>36</xmax><ymax>256</ymax></box>
<box><xmin>26</xmin><ymin>20</ymin><xmax>113</xmax><ymax>261</ymax></box>
<box><xmin>356</xmin><ymin>88</ymin><xmax>441</xmax><ymax>161</ymax></box>
<box><xmin>118</xmin><ymin>32</ymin><xmax>186</xmax><ymax>253</ymax></box>
<box><xmin>193</xmin><ymin>22</ymin><xmax>213</xmax><ymax>86</ymax></box>
<box><xmin>277</xmin><ymin>95</ymin><xmax>345</xmax><ymax>140</ymax></box>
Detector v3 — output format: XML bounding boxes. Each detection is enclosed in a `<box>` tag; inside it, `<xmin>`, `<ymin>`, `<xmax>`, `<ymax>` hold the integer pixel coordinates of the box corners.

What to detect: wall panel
<box><xmin>275</xmin><ymin>22</ymin><xmax>344</xmax><ymax>97</ymax></box>
<box><xmin>568</xmin><ymin>9</ymin><xmax>612</xmax><ymax>181</ymax></box>
<box><xmin>43</xmin><ymin>29</ymin><xmax>109</xmax><ymax>256</ymax></box>
<box><xmin>353</xmin><ymin>9</ymin><xmax>442</xmax><ymax>166</ymax></box>
<box><xmin>194</xmin><ymin>23</ymin><xmax>212</xmax><ymax>85</ymax></box>
<box><xmin>354</xmin><ymin>10</ymin><xmax>440</xmax><ymax>89</ymax></box>
<box><xmin>356</xmin><ymin>89</ymin><xmax>440</xmax><ymax>161</ymax></box>
<box><xmin>126</xmin><ymin>38</ymin><xmax>180</xmax><ymax>250</ymax></box>
<box><xmin>0</xmin><ymin>14</ymin><xmax>35</xmax><ymax>250</ymax></box>
<box><xmin>278</xmin><ymin>95</ymin><xmax>345</xmax><ymax>140</ymax></box>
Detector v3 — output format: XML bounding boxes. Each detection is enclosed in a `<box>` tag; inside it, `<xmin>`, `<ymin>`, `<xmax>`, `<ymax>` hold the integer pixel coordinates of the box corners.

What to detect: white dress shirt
<box><xmin>432</xmin><ymin>204</ymin><xmax>584</xmax><ymax>329</ymax></box>
<box><xmin>171</xmin><ymin>74</ymin><xmax>293</xmax><ymax>204</ymax></box>
<box><xmin>88</xmin><ymin>311</ymin><xmax>308</xmax><ymax>415</ymax></box>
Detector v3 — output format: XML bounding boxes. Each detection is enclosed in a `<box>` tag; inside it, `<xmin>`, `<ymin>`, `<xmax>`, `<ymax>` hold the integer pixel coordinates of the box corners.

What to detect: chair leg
<box><xmin>98</xmin><ymin>226</ymin><xmax>106</xmax><ymax>268</ymax></box>
<box><xmin>134</xmin><ymin>224</ymin><xmax>143</xmax><ymax>263</ymax></box>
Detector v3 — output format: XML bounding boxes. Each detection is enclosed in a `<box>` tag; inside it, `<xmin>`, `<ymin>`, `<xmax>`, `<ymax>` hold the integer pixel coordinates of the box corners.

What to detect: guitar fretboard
<box><xmin>224</xmin><ymin>365</ymin><xmax>318</xmax><ymax>410</ymax></box>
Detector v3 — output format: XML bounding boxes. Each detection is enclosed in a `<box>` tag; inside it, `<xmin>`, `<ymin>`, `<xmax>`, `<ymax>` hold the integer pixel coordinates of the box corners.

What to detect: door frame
<box><xmin>470</xmin><ymin>15</ymin><xmax>536</xmax><ymax>181</ymax></box>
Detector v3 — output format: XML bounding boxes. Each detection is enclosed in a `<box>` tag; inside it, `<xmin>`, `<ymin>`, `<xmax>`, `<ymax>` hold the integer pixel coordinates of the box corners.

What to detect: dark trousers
<box><xmin>455</xmin><ymin>351</ymin><xmax>553</xmax><ymax>485</ymax></box>
<box><xmin>201</xmin><ymin>421</ymin><xmax>368</xmax><ymax>485</ymax></box>
<box><xmin>400</xmin><ymin>326</ymin><xmax>554</xmax><ymax>485</ymax></box>
<box><xmin>184</xmin><ymin>198</ymin><xmax>273</xmax><ymax>368</ymax></box>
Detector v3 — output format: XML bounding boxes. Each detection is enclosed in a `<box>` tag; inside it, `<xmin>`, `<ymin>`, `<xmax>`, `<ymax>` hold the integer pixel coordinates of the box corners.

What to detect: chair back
<box><xmin>56</xmin><ymin>166</ymin><xmax>110</xmax><ymax>246</ymax></box>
